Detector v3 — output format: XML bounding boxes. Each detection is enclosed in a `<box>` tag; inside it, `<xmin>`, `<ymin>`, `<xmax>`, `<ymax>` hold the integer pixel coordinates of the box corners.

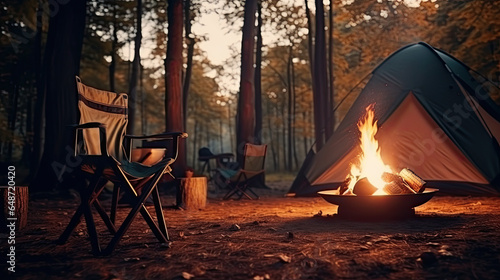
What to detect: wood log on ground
<box><xmin>1</xmin><ymin>186</ymin><xmax>29</xmax><ymax>231</ymax></box>
<box><xmin>399</xmin><ymin>168</ymin><xmax>426</xmax><ymax>193</ymax></box>
<box><xmin>177</xmin><ymin>177</ymin><xmax>207</xmax><ymax>210</ymax></box>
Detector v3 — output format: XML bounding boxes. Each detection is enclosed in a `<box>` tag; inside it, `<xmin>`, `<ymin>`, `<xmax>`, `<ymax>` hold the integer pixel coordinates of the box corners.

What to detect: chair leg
<box><xmin>223</xmin><ymin>184</ymin><xmax>239</xmax><ymax>200</ymax></box>
<box><xmin>82</xmin><ymin>194</ymin><xmax>101</xmax><ymax>255</ymax></box>
<box><xmin>152</xmin><ymin>186</ymin><xmax>168</xmax><ymax>240</ymax></box>
<box><xmin>237</xmin><ymin>185</ymin><xmax>254</xmax><ymax>200</ymax></box>
<box><xmin>111</xmin><ymin>184</ymin><xmax>120</xmax><ymax>224</ymax></box>
<box><xmin>93</xmin><ymin>199</ymin><xmax>117</xmax><ymax>234</ymax></box>
<box><xmin>102</xmin><ymin>169</ymin><xmax>168</xmax><ymax>255</ymax></box>
<box><xmin>81</xmin><ymin>176</ymin><xmax>103</xmax><ymax>255</ymax></box>
<box><xmin>58</xmin><ymin>173</ymin><xmax>107</xmax><ymax>244</ymax></box>
<box><xmin>246</xmin><ymin>187</ymin><xmax>259</xmax><ymax>199</ymax></box>
<box><xmin>57</xmin><ymin>204</ymin><xmax>84</xmax><ymax>244</ymax></box>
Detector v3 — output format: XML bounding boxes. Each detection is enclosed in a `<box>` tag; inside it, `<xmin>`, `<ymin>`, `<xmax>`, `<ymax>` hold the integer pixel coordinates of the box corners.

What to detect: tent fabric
<box><xmin>289</xmin><ymin>42</ymin><xmax>500</xmax><ymax>196</ymax></box>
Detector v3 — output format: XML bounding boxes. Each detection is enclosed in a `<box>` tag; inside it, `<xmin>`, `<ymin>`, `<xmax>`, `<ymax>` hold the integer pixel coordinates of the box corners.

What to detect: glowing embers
<box><xmin>339</xmin><ymin>104</ymin><xmax>427</xmax><ymax>196</ymax></box>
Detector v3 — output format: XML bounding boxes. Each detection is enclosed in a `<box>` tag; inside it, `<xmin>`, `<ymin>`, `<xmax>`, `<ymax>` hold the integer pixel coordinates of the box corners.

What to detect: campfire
<box><xmin>338</xmin><ymin>104</ymin><xmax>427</xmax><ymax>197</ymax></box>
<box><xmin>317</xmin><ymin>104</ymin><xmax>437</xmax><ymax>219</ymax></box>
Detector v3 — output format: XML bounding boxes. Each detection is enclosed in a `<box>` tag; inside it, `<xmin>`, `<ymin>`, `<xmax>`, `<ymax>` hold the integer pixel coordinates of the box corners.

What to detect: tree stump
<box><xmin>1</xmin><ymin>186</ymin><xmax>29</xmax><ymax>231</ymax></box>
<box><xmin>177</xmin><ymin>177</ymin><xmax>207</xmax><ymax>210</ymax></box>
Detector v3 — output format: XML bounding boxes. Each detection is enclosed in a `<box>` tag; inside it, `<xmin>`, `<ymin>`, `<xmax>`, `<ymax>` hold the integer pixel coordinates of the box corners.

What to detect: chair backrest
<box><xmin>76</xmin><ymin>76</ymin><xmax>128</xmax><ymax>161</ymax></box>
<box><xmin>198</xmin><ymin>147</ymin><xmax>214</xmax><ymax>160</ymax></box>
<box><xmin>242</xmin><ymin>143</ymin><xmax>267</xmax><ymax>171</ymax></box>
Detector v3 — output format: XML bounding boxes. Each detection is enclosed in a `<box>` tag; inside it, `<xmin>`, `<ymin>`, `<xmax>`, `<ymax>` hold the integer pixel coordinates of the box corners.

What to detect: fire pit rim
<box><xmin>317</xmin><ymin>188</ymin><xmax>439</xmax><ymax>210</ymax></box>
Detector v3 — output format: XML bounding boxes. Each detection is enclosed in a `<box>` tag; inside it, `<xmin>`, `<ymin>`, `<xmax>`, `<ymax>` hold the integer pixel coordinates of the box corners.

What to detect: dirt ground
<box><xmin>3</xmin><ymin>180</ymin><xmax>500</xmax><ymax>280</ymax></box>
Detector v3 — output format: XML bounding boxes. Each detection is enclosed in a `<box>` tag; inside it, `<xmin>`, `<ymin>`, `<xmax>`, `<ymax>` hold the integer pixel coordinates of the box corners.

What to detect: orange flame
<box><xmin>347</xmin><ymin>104</ymin><xmax>392</xmax><ymax>195</ymax></box>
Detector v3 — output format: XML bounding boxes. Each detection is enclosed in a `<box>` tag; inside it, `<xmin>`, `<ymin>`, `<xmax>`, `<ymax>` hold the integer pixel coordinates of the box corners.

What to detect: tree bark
<box><xmin>327</xmin><ymin>0</ymin><xmax>335</xmax><ymax>138</ymax></box>
<box><xmin>313</xmin><ymin>0</ymin><xmax>328</xmax><ymax>150</ymax></box>
<box><xmin>286</xmin><ymin>45</ymin><xmax>293</xmax><ymax>171</ymax></box>
<box><xmin>109</xmin><ymin>1</ymin><xmax>118</xmax><ymax>92</ymax></box>
<box><xmin>127</xmin><ymin>0</ymin><xmax>142</xmax><ymax>135</ymax></box>
<box><xmin>291</xmin><ymin>52</ymin><xmax>299</xmax><ymax>170</ymax></box>
<box><xmin>30</xmin><ymin>0</ymin><xmax>44</xmax><ymax>180</ymax></box>
<box><xmin>192</xmin><ymin>117</ymin><xmax>198</xmax><ymax>167</ymax></box>
<box><xmin>236</xmin><ymin>0</ymin><xmax>257</xmax><ymax>164</ymax></box>
<box><xmin>7</xmin><ymin>82</ymin><xmax>19</xmax><ymax>162</ymax></box>
<box><xmin>305</xmin><ymin>0</ymin><xmax>316</xmax><ymax>93</ymax></box>
<box><xmin>183</xmin><ymin>0</ymin><xmax>194</xmax><ymax>128</ymax></box>
<box><xmin>31</xmin><ymin>0</ymin><xmax>87</xmax><ymax>191</ymax></box>
<box><xmin>1</xmin><ymin>186</ymin><xmax>29</xmax><ymax>231</ymax></box>
<box><xmin>266</xmin><ymin>100</ymin><xmax>277</xmax><ymax>171</ymax></box>
<box><xmin>254</xmin><ymin>0</ymin><xmax>263</xmax><ymax>145</ymax></box>
<box><xmin>165</xmin><ymin>0</ymin><xmax>186</xmax><ymax>177</ymax></box>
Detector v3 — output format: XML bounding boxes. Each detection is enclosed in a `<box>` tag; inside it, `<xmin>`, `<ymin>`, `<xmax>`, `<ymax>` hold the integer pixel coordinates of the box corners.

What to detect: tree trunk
<box><xmin>266</xmin><ymin>100</ymin><xmax>277</xmax><ymax>171</ymax></box>
<box><xmin>183</xmin><ymin>0</ymin><xmax>194</xmax><ymax>128</ymax></box>
<box><xmin>219</xmin><ymin>119</ymin><xmax>223</xmax><ymax>153</ymax></box>
<box><xmin>30</xmin><ymin>0</ymin><xmax>45</xmax><ymax>180</ymax></box>
<box><xmin>1</xmin><ymin>186</ymin><xmax>29</xmax><ymax>231</ymax></box>
<box><xmin>227</xmin><ymin>103</ymin><xmax>234</xmax><ymax>154</ymax></box>
<box><xmin>281</xmin><ymin>100</ymin><xmax>287</xmax><ymax>171</ymax></box>
<box><xmin>109</xmin><ymin>1</ymin><xmax>118</xmax><ymax>92</ymax></box>
<box><xmin>313</xmin><ymin>0</ymin><xmax>328</xmax><ymax>151</ymax></box>
<box><xmin>31</xmin><ymin>0</ymin><xmax>87</xmax><ymax>191</ymax></box>
<box><xmin>140</xmin><ymin>64</ymin><xmax>145</xmax><ymax>134</ymax></box>
<box><xmin>127</xmin><ymin>0</ymin><xmax>142</xmax><ymax>135</ymax></box>
<box><xmin>286</xmin><ymin>45</ymin><xmax>293</xmax><ymax>171</ymax></box>
<box><xmin>291</xmin><ymin>53</ymin><xmax>299</xmax><ymax>170</ymax></box>
<box><xmin>254</xmin><ymin>0</ymin><xmax>263</xmax><ymax>145</ymax></box>
<box><xmin>7</xmin><ymin>82</ymin><xmax>19</xmax><ymax>162</ymax></box>
<box><xmin>236</xmin><ymin>0</ymin><xmax>257</xmax><ymax>164</ymax></box>
<box><xmin>165</xmin><ymin>0</ymin><xmax>186</xmax><ymax>177</ymax></box>
<box><xmin>327</xmin><ymin>0</ymin><xmax>335</xmax><ymax>137</ymax></box>
<box><xmin>302</xmin><ymin>111</ymin><xmax>308</xmax><ymax>157</ymax></box>
<box><xmin>305</xmin><ymin>0</ymin><xmax>316</xmax><ymax>94</ymax></box>
<box><xmin>192</xmin><ymin>117</ymin><xmax>198</xmax><ymax>168</ymax></box>
<box><xmin>177</xmin><ymin>177</ymin><xmax>207</xmax><ymax>210</ymax></box>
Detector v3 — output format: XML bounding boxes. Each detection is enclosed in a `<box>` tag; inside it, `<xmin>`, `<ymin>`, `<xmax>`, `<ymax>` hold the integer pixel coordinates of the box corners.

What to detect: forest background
<box><xmin>1</xmin><ymin>0</ymin><xmax>499</xmax><ymax>190</ymax></box>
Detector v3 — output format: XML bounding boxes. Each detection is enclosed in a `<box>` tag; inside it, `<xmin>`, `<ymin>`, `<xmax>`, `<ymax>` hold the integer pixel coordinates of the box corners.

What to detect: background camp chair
<box><xmin>58</xmin><ymin>77</ymin><xmax>187</xmax><ymax>255</ymax></box>
<box><xmin>198</xmin><ymin>147</ymin><xmax>235</xmax><ymax>186</ymax></box>
<box><xmin>217</xmin><ymin>143</ymin><xmax>267</xmax><ymax>200</ymax></box>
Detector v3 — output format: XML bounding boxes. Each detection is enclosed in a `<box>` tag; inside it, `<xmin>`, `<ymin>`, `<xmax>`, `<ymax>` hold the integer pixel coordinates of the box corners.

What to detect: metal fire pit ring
<box><xmin>317</xmin><ymin>188</ymin><xmax>439</xmax><ymax>220</ymax></box>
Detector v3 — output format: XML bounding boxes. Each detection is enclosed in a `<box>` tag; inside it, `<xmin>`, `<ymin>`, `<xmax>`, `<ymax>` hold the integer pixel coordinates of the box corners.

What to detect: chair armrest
<box><xmin>70</xmin><ymin>122</ymin><xmax>105</xmax><ymax>129</ymax></box>
<box><xmin>124</xmin><ymin>132</ymin><xmax>188</xmax><ymax>162</ymax></box>
<box><xmin>124</xmin><ymin>131</ymin><xmax>188</xmax><ymax>140</ymax></box>
<box><xmin>69</xmin><ymin>122</ymin><xmax>108</xmax><ymax>157</ymax></box>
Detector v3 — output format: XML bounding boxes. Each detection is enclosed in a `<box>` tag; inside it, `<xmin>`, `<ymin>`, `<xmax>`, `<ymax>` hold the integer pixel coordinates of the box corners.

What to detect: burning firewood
<box><xmin>383</xmin><ymin>178</ymin><xmax>415</xmax><ymax>195</ymax></box>
<box><xmin>399</xmin><ymin>168</ymin><xmax>426</xmax><ymax>193</ymax></box>
<box><xmin>353</xmin><ymin>177</ymin><xmax>377</xmax><ymax>196</ymax></box>
<box><xmin>338</xmin><ymin>177</ymin><xmax>351</xmax><ymax>195</ymax></box>
<box><xmin>382</xmin><ymin>172</ymin><xmax>401</xmax><ymax>183</ymax></box>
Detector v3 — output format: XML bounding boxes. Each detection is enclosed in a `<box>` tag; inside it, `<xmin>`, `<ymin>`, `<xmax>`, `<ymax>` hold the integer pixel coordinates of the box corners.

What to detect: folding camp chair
<box><xmin>198</xmin><ymin>147</ymin><xmax>235</xmax><ymax>184</ymax></box>
<box><xmin>217</xmin><ymin>143</ymin><xmax>267</xmax><ymax>200</ymax></box>
<box><xmin>57</xmin><ymin>77</ymin><xmax>187</xmax><ymax>255</ymax></box>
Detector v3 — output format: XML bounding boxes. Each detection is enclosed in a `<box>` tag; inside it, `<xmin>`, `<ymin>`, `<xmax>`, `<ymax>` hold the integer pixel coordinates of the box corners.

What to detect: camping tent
<box><xmin>289</xmin><ymin>42</ymin><xmax>500</xmax><ymax>196</ymax></box>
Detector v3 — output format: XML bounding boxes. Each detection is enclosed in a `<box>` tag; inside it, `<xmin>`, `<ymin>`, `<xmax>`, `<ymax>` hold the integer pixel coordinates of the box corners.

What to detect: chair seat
<box><xmin>81</xmin><ymin>158</ymin><xmax>174</xmax><ymax>182</ymax></box>
<box><xmin>119</xmin><ymin>158</ymin><xmax>174</xmax><ymax>178</ymax></box>
<box><xmin>218</xmin><ymin>168</ymin><xmax>238</xmax><ymax>180</ymax></box>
